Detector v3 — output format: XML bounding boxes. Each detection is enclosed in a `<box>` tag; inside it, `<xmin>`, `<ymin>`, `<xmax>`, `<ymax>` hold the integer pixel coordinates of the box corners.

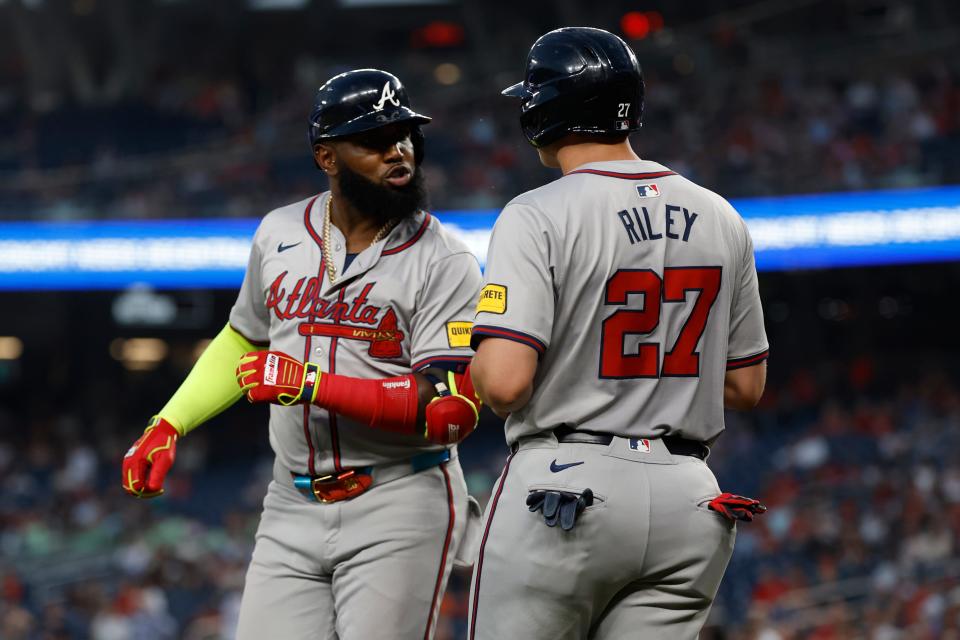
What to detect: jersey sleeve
<box><xmin>727</xmin><ymin>221</ymin><xmax>769</xmax><ymax>369</ymax></box>
<box><xmin>228</xmin><ymin>229</ymin><xmax>271</xmax><ymax>345</ymax></box>
<box><xmin>471</xmin><ymin>203</ymin><xmax>555</xmax><ymax>356</ymax></box>
<box><xmin>408</xmin><ymin>252</ymin><xmax>483</xmax><ymax>372</ymax></box>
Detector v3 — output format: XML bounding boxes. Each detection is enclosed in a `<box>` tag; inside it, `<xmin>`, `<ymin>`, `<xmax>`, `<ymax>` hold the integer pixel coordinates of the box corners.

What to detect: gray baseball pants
<box><xmin>468</xmin><ymin>433</ymin><xmax>736</xmax><ymax>640</ymax></box>
<box><xmin>237</xmin><ymin>456</ymin><xmax>470</xmax><ymax>640</ymax></box>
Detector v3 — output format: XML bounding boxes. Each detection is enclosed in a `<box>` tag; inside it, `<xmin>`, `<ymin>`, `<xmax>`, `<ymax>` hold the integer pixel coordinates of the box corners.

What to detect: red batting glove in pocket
<box><xmin>707</xmin><ymin>492</ymin><xmax>767</xmax><ymax>522</ymax></box>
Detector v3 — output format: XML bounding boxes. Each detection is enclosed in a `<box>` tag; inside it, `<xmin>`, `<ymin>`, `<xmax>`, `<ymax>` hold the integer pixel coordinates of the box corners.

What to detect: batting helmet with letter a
<box><xmin>308</xmin><ymin>69</ymin><xmax>431</xmax><ymax>163</ymax></box>
<box><xmin>502</xmin><ymin>27</ymin><xmax>644</xmax><ymax>148</ymax></box>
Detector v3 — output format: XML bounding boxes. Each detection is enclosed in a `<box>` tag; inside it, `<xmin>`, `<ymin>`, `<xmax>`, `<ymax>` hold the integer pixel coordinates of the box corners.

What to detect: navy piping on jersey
<box><xmin>726</xmin><ymin>349</ymin><xmax>769</xmax><ymax>370</ymax></box>
<box><xmin>468</xmin><ymin>451</ymin><xmax>515</xmax><ymax>640</ymax></box>
<box><xmin>412</xmin><ymin>355</ymin><xmax>472</xmax><ymax>372</ymax></box>
<box><xmin>567</xmin><ymin>168</ymin><xmax>678</xmax><ymax>180</ymax></box>
<box><xmin>470</xmin><ymin>325</ymin><xmax>547</xmax><ymax>355</ymax></box>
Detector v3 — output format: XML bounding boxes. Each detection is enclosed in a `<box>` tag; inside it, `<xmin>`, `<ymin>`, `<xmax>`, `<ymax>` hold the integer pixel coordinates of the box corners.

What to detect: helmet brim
<box><xmin>311</xmin><ymin>108</ymin><xmax>431</xmax><ymax>141</ymax></box>
<box><xmin>502</xmin><ymin>82</ymin><xmax>531</xmax><ymax>98</ymax></box>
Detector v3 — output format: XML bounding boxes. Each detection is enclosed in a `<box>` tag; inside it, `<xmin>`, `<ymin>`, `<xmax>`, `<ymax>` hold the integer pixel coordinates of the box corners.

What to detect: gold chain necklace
<box><xmin>322</xmin><ymin>195</ymin><xmax>397</xmax><ymax>284</ymax></box>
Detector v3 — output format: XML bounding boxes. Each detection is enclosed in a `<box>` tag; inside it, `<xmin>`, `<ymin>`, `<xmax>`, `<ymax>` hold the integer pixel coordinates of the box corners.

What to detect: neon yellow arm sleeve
<box><xmin>156</xmin><ymin>323</ymin><xmax>266</xmax><ymax>435</ymax></box>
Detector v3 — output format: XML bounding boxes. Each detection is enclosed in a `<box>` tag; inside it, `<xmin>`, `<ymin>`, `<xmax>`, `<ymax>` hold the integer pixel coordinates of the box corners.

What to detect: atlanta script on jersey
<box><xmin>231</xmin><ymin>192</ymin><xmax>483</xmax><ymax>476</ymax></box>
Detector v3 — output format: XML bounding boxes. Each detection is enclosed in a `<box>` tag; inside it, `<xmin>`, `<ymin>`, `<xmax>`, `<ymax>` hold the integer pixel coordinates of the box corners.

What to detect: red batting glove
<box><xmin>236</xmin><ymin>351</ymin><xmax>321</xmax><ymax>406</ymax></box>
<box><xmin>121</xmin><ymin>416</ymin><xmax>179</xmax><ymax>499</ymax></box>
<box><xmin>424</xmin><ymin>369</ymin><xmax>481</xmax><ymax>445</ymax></box>
<box><xmin>708</xmin><ymin>492</ymin><xmax>768</xmax><ymax>522</ymax></box>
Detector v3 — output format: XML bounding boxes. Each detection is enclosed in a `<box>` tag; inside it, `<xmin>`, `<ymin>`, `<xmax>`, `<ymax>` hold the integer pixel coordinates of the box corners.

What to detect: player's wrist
<box><xmin>423</xmin><ymin>370</ymin><xmax>480</xmax><ymax>444</ymax></box>
<box><xmin>280</xmin><ymin>361</ymin><xmax>322</xmax><ymax>406</ymax></box>
<box><xmin>302</xmin><ymin>362</ymin><xmax>321</xmax><ymax>403</ymax></box>
<box><xmin>148</xmin><ymin>415</ymin><xmax>184</xmax><ymax>437</ymax></box>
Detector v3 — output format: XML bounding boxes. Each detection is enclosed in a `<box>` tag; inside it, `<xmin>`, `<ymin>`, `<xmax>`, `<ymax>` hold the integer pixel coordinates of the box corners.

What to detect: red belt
<box><xmin>291</xmin><ymin>469</ymin><xmax>373</xmax><ymax>503</ymax></box>
<box><xmin>290</xmin><ymin>449</ymin><xmax>451</xmax><ymax>503</ymax></box>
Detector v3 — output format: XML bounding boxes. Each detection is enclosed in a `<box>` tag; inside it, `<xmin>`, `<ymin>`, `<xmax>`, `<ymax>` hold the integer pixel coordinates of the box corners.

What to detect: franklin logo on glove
<box><xmin>264</xmin><ymin>353</ymin><xmax>280</xmax><ymax>385</ymax></box>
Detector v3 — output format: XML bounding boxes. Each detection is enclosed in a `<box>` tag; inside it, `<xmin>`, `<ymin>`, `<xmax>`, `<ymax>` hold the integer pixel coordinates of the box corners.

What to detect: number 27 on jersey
<box><xmin>599</xmin><ymin>266</ymin><xmax>721</xmax><ymax>379</ymax></box>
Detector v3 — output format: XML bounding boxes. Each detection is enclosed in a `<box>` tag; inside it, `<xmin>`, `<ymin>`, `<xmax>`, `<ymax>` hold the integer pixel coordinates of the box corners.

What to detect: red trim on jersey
<box><xmin>412</xmin><ymin>355</ymin><xmax>473</xmax><ymax>371</ymax></box>
<box><xmin>567</xmin><ymin>168</ymin><xmax>677</xmax><ymax>180</ymax></box>
<box><xmin>382</xmin><ymin>213</ymin><xmax>431</xmax><ymax>256</ymax></box>
<box><xmin>303</xmin><ymin>194</ymin><xmax>323</xmax><ymax>249</ymax></box>
<box><xmin>327</xmin><ymin>287</ymin><xmax>347</xmax><ymax>471</ymax></box>
<box><xmin>469</xmin><ymin>452</ymin><xmax>515</xmax><ymax>640</ymax></box>
<box><xmin>300</xmin><ymin>195</ymin><xmax>323</xmax><ymax>476</ymax></box>
<box><xmin>424</xmin><ymin>463</ymin><xmax>456</xmax><ymax>640</ymax></box>
<box><xmin>471</xmin><ymin>325</ymin><xmax>547</xmax><ymax>354</ymax></box>
<box><xmin>726</xmin><ymin>349</ymin><xmax>769</xmax><ymax>370</ymax></box>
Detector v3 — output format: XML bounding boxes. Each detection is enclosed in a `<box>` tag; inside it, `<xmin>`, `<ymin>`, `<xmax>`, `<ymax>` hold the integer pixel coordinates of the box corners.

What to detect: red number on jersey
<box><xmin>599</xmin><ymin>266</ymin><xmax>722</xmax><ymax>379</ymax></box>
<box><xmin>600</xmin><ymin>270</ymin><xmax>662</xmax><ymax>378</ymax></box>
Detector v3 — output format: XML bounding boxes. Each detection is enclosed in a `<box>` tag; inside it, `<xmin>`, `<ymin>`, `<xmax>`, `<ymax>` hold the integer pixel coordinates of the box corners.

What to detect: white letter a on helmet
<box><xmin>373</xmin><ymin>81</ymin><xmax>401</xmax><ymax>111</ymax></box>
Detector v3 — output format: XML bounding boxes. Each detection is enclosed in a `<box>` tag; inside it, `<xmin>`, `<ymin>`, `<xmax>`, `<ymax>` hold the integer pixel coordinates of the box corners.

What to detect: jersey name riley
<box><xmin>616</xmin><ymin>204</ymin><xmax>699</xmax><ymax>245</ymax></box>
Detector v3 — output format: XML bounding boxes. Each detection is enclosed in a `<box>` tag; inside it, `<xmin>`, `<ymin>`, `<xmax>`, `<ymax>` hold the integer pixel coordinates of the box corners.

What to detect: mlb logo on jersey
<box><xmin>635</xmin><ymin>184</ymin><xmax>660</xmax><ymax>198</ymax></box>
<box><xmin>629</xmin><ymin>438</ymin><xmax>651</xmax><ymax>453</ymax></box>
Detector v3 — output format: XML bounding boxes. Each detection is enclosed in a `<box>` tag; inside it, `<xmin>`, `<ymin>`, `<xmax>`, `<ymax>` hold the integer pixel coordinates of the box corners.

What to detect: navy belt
<box><xmin>554</xmin><ymin>426</ymin><xmax>709</xmax><ymax>460</ymax></box>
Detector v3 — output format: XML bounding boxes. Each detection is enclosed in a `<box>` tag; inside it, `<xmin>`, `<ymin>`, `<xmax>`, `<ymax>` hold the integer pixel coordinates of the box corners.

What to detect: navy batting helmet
<box><xmin>308</xmin><ymin>69</ymin><xmax>431</xmax><ymax>162</ymax></box>
<box><xmin>502</xmin><ymin>27</ymin><xmax>644</xmax><ymax>148</ymax></box>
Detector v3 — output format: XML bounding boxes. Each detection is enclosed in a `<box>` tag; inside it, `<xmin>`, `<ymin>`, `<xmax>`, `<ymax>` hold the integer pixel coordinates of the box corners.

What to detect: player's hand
<box><xmin>707</xmin><ymin>492</ymin><xmax>767</xmax><ymax>522</ymax></box>
<box><xmin>236</xmin><ymin>351</ymin><xmax>321</xmax><ymax>406</ymax></box>
<box><xmin>121</xmin><ymin>416</ymin><xmax>180</xmax><ymax>499</ymax></box>
<box><xmin>424</xmin><ymin>370</ymin><xmax>482</xmax><ymax>444</ymax></box>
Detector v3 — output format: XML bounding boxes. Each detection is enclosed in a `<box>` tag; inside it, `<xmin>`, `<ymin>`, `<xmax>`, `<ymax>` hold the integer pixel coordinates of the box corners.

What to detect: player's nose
<box><xmin>383</xmin><ymin>141</ymin><xmax>404</xmax><ymax>162</ymax></box>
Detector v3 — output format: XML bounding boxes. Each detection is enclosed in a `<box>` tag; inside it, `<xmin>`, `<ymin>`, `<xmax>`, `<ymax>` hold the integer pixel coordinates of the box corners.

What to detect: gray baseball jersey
<box><xmin>472</xmin><ymin>160</ymin><xmax>768</xmax><ymax>444</ymax></box>
<box><xmin>469</xmin><ymin>159</ymin><xmax>765</xmax><ymax>640</ymax></box>
<box><xmin>230</xmin><ymin>191</ymin><xmax>482</xmax><ymax>640</ymax></box>
<box><xmin>230</xmin><ymin>191</ymin><xmax>482</xmax><ymax>475</ymax></box>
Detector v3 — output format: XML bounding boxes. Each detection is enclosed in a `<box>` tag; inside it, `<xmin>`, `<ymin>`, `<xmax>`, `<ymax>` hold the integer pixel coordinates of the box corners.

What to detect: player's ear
<box><xmin>313</xmin><ymin>143</ymin><xmax>338</xmax><ymax>175</ymax></box>
<box><xmin>537</xmin><ymin>145</ymin><xmax>561</xmax><ymax>169</ymax></box>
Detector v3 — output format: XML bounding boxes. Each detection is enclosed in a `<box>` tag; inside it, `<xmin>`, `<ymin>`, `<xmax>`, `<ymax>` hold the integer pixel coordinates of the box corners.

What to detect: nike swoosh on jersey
<box><xmin>278</xmin><ymin>241</ymin><xmax>302</xmax><ymax>253</ymax></box>
<box><xmin>549</xmin><ymin>459</ymin><xmax>585</xmax><ymax>473</ymax></box>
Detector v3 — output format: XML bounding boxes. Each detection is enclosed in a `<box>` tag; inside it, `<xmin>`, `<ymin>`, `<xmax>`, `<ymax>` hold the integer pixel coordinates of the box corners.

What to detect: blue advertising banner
<box><xmin>1</xmin><ymin>185</ymin><xmax>959</xmax><ymax>290</ymax></box>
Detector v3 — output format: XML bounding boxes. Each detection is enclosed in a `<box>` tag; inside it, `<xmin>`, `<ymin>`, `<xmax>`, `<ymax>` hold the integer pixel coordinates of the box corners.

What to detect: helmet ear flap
<box><xmin>411</xmin><ymin>125</ymin><xmax>425</xmax><ymax>165</ymax></box>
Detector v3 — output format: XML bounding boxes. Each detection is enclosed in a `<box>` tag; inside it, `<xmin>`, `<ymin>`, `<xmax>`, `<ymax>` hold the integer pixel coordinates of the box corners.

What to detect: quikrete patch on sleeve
<box><xmin>446</xmin><ymin>321</ymin><xmax>474</xmax><ymax>347</ymax></box>
<box><xmin>477</xmin><ymin>284</ymin><xmax>507</xmax><ymax>314</ymax></box>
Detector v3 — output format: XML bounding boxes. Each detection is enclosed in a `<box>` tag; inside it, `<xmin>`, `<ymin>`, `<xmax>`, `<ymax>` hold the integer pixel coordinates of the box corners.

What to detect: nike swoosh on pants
<box><xmin>549</xmin><ymin>459</ymin><xmax>584</xmax><ymax>473</ymax></box>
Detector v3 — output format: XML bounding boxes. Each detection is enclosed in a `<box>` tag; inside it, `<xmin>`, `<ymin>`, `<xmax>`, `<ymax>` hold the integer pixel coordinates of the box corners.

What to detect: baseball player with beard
<box><xmin>121</xmin><ymin>69</ymin><xmax>484</xmax><ymax>640</ymax></box>
<box><xmin>467</xmin><ymin>29</ymin><xmax>768</xmax><ymax>639</ymax></box>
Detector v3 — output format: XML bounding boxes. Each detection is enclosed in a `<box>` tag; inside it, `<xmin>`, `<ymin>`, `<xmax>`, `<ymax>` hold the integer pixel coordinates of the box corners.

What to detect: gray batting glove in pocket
<box><xmin>526</xmin><ymin>488</ymin><xmax>594</xmax><ymax>531</ymax></box>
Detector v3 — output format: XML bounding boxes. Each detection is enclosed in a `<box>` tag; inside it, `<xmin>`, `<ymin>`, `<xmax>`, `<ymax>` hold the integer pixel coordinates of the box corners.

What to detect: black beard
<box><xmin>336</xmin><ymin>163</ymin><xmax>427</xmax><ymax>226</ymax></box>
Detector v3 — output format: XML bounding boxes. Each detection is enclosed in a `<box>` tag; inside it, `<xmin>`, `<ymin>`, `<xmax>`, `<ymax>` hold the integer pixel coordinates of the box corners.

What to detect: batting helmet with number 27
<box><xmin>502</xmin><ymin>27</ymin><xmax>644</xmax><ymax>148</ymax></box>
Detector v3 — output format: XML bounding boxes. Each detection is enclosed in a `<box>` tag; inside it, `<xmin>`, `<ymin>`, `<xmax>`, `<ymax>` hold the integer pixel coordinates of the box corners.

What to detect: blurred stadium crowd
<box><xmin>2</xmin><ymin>354</ymin><xmax>960</xmax><ymax>639</ymax></box>
<box><xmin>0</xmin><ymin>0</ymin><xmax>959</xmax><ymax>220</ymax></box>
<box><xmin>2</xmin><ymin>0</ymin><xmax>960</xmax><ymax>638</ymax></box>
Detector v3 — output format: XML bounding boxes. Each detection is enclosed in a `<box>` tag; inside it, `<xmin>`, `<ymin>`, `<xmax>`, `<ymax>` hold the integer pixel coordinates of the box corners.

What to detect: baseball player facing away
<box><xmin>120</xmin><ymin>69</ymin><xmax>486</xmax><ymax>640</ymax></box>
<box><xmin>468</xmin><ymin>28</ymin><xmax>769</xmax><ymax>640</ymax></box>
